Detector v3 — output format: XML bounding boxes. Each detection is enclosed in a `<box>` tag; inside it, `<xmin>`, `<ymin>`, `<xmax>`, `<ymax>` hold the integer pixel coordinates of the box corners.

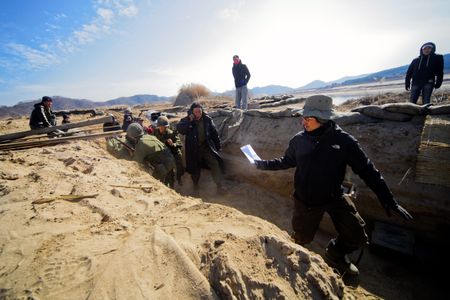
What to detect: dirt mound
<box><xmin>0</xmin><ymin>136</ymin><xmax>348</xmax><ymax>299</ymax></box>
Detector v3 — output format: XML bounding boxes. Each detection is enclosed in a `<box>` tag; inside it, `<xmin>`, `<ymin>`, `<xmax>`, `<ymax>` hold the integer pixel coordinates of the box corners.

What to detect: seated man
<box><xmin>107</xmin><ymin>123</ymin><xmax>176</xmax><ymax>188</ymax></box>
<box><xmin>29</xmin><ymin>96</ymin><xmax>56</xmax><ymax>129</ymax></box>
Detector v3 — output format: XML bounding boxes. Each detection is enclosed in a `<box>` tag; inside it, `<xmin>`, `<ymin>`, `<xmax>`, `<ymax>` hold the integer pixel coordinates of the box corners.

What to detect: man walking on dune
<box><xmin>232</xmin><ymin>55</ymin><xmax>251</xmax><ymax>110</ymax></box>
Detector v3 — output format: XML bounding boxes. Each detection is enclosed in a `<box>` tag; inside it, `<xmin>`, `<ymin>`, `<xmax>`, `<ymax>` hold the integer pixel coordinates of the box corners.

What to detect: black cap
<box><xmin>42</xmin><ymin>96</ymin><xmax>53</xmax><ymax>102</ymax></box>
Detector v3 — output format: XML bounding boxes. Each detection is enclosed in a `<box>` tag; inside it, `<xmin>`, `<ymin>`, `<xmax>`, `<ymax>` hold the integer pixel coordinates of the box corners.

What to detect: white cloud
<box><xmin>3</xmin><ymin>0</ymin><xmax>139</xmax><ymax>72</ymax></box>
<box><xmin>73</xmin><ymin>24</ymin><xmax>102</xmax><ymax>44</ymax></box>
<box><xmin>55</xmin><ymin>13</ymin><xmax>67</xmax><ymax>20</ymax></box>
<box><xmin>97</xmin><ymin>8</ymin><xmax>114</xmax><ymax>23</ymax></box>
<box><xmin>120</xmin><ymin>5</ymin><xmax>138</xmax><ymax>16</ymax></box>
<box><xmin>6</xmin><ymin>43</ymin><xmax>60</xmax><ymax>69</ymax></box>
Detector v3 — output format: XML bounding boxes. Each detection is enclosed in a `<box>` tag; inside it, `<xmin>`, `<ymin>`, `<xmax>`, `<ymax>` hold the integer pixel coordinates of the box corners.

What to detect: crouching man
<box><xmin>254</xmin><ymin>95</ymin><xmax>412</xmax><ymax>276</ymax></box>
<box><xmin>107</xmin><ymin>123</ymin><xmax>176</xmax><ymax>188</ymax></box>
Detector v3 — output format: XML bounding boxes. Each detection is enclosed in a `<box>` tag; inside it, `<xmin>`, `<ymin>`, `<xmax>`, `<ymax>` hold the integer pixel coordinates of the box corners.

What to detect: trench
<box><xmin>173</xmin><ymin>152</ymin><xmax>446</xmax><ymax>299</ymax></box>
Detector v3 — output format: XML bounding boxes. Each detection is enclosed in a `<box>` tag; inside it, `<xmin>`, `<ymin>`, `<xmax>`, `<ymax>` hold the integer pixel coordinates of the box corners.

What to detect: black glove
<box><xmin>383</xmin><ymin>201</ymin><xmax>413</xmax><ymax>220</ymax></box>
<box><xmin>405</xmin><ymin>83</ymin><xmax>410</xmax><ymax>91</ymax></box>
<box><xmin>254</xmin><ymin>159</ymin><xmax>265</xmax><ymax>169</ymax></box>
<box><xmin>435</xmin><ymin>83</ymin><xmax>442</xmax><ymax>89</ymax></box>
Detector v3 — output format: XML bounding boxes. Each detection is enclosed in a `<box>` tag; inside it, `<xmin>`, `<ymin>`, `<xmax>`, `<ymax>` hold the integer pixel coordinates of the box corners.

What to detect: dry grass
<box><xmin>174</xmin><ymin>83</ymin><xmax>211</xmax><ymax>106</ymax></box>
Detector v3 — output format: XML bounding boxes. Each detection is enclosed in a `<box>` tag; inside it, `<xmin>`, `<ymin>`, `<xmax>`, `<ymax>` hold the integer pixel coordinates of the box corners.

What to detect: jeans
<box><xmin>235</xmin><ymin>85</ymin><xmax>248</xmax><ymax>110</ymax></box>
<box><xmin>410</xmin><ymin>82</ymin><xmax>434</xmax><ymax>104</ymax></box>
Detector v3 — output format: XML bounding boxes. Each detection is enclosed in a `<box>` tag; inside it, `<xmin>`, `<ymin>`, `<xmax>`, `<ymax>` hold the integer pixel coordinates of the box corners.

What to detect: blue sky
<box><xmin>0</xmin><ymin>0</ymin><xmax>449</xmax><ymax>106</ymax></box>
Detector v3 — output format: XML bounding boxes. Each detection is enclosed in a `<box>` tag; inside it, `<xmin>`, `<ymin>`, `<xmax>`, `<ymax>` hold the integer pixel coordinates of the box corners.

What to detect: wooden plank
<box><xmin>0</xmin><ymin>130</ymin><xmax>123</xmax><ymax>151</ymax></box>
<box><xmin>0</xmin><ymin>115</ymin><xmax>114</xmax><ymax>142</ymax></box>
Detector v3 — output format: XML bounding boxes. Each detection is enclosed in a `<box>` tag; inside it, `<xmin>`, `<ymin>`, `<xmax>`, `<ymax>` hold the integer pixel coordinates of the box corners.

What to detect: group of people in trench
<box><xmin>28</xmin><ymin>41</ymin><xmax>447</xmax><ymax>278</ymax></box>
<box><xmin>105</xmin><ymin>101</ymin><xmax>225</xmax><ymax>193</ymax></box>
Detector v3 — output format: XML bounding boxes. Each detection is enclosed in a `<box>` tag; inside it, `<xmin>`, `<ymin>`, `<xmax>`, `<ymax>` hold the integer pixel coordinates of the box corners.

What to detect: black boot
<box><xmin>325</xmin><ymin>239</ymin><xmax>359</xmax><ymax>276</ymax></box>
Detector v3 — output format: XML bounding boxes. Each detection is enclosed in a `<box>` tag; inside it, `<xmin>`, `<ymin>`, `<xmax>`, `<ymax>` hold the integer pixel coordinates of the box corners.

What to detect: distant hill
<box><xmin>327</xmin><ymin>53</ymin><xmax>450</xmax><ymax>87</ymax></box>
<box><xmin>103</xmin><ymin>94</ymin><xmax>171</xmax><ymax>106</ymax></box>
<box><xmin>299</xmin><ymin>80</ymin><xmax>327</xmax><ymax>90</ymax></box>
<box><xmin>0</xmin><ymin>94</ymin><xmax>171</xmax><ymax>118</ymax></box>
<box><xmin>250</xmin><ymin>85</ymin><xmax>294</xmax><ymax>96</ymax></box>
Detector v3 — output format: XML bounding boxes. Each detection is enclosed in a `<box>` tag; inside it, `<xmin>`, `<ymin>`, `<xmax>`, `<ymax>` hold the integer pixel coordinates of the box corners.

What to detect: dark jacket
<box><xmin>122</xmin><ymin>113</ymin><xmax>133</xmax><ymax>131</ymax></box>
<box><xmin>257</xmin><ymin>121</ymin><xmax>396</xmax><ymax>207</ymax></box>
<box><xmin>176</xmin><ymin>112</ymin><xmax>223</xmax><ymax>174</ymax></box>
<box><xmin>232</xmin><ymin>62</ymin><xmax>251</xmax><ymax>88</ymax></box>
<box><xmin>29</xmin><ymin>103</ymin><xmax>56</xmax><ymax>129</ymax></box>
<box><xmin>405</xmin><ymin>42</ymin><xmax>444</xmax><ymax>88</ymax></box>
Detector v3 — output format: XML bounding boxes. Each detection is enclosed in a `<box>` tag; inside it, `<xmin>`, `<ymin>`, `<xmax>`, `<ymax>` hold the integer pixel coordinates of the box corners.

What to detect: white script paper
<box><xmin>240</xmin><ymin>144</ymin><xmax>261</xmax><ymax>164</ymax></box>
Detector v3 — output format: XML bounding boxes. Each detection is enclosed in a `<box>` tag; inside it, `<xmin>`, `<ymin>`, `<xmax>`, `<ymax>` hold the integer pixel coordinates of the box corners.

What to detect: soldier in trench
<box><xmin>253</xmin><ymin>95</ymin><xmax>413</xmax><ymax>276</ymax></box>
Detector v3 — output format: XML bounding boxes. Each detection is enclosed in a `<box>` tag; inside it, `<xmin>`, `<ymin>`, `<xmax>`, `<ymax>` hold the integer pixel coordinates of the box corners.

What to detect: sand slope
<box><xmin>0</xmin><ymin>139</ymin><xmax>347</xmax><ymax>299</ymax></box>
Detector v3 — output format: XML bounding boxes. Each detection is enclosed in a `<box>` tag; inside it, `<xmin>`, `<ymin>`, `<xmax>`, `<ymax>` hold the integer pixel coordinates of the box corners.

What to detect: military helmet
<box><xmin>126</xmin><ymin>123</ymin><xmax>144</xmax><ymax>141</ymax></box>
<box><xmin>157</xmin><ymin>116</ymin><xmax>169</xmax><ymax>127</ymax></box>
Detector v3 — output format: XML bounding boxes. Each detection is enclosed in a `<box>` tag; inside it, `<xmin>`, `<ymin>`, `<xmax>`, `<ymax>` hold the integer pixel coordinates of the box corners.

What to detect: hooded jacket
<box><xmin>405</xmin><ymin>42</ymin><xmax>444</xmax><ymax>88</ymax></box>
<box><xmin>232</xmin><ymin>61</ymin><xmax>251</xmax><ymax>88</ymax></box>
<box><xmin>29</xmin><ymin>102</ymin><xmax>56</xmax><ymax>129</ymax></box>
<box><xmin>256</xmin><ymin>121</ymin><xmax>396</xmax><ymax>208</ymax></box>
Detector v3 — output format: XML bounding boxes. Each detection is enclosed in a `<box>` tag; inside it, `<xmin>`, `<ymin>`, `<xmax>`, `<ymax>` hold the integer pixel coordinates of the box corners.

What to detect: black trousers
<box><xmin>292</xmin><ymin>195</ymin><xmax>368</xmax><ymax>254</ymax></box>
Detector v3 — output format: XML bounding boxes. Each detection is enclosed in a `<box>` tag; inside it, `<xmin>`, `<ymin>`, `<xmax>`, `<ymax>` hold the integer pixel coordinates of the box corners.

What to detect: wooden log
<box><xmin>0</xmin><ymin>116</ymin><xmax>114</xmax><ymax>142</ymax></box>
<box><xmin>0</xmin><ymin>130</ymin><xmax>123</xmax><ymax>151</ymax></box>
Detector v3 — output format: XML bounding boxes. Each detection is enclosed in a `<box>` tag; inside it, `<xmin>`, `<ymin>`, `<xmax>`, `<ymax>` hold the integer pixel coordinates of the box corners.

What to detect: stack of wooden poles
<box><xmin>0</xmin><ymin>116</ymin><xmax>123</xmax><ymax>151</ymax></box>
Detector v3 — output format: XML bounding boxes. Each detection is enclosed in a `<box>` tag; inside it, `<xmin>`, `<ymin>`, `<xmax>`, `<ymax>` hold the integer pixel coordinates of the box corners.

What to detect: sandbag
<box><xmin>208</xmin><ymin>109</ymin><xmax>233</xmax><ymax>118</ymax></box>
<box><xmin>259</xmin><ymin>97</ymin><xmax>305</xmax><ymax>108</ymax></box>
<box><xmin>381</xmin><ymin>102</ymin><xmax>427</xmax><ymax>116</ymax></box>
<box><xmin>352</xmin><ymin>105</ymin><xmax>412</xmax><ymax>121</ymax></box>
<box><xmin>244</xmin><ymin>108</ymin><xmax>295</xmax><ymax>118</ymax></box>
<box><xmin>428</xmin><ymin>104</ymin><xmax>450</xmax><ymax>115</ymax></box>
<box><xmin>334</xmin><ymin>112</ymin><xmax>378</xmax><ymax>126</ymax></box>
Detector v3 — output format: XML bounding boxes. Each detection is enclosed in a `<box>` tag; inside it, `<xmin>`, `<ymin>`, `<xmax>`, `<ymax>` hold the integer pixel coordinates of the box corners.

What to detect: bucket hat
<box><xmin>298</xmin><ymin>95</ymin><xmax>337</xmax><ymax>120</ymax></box>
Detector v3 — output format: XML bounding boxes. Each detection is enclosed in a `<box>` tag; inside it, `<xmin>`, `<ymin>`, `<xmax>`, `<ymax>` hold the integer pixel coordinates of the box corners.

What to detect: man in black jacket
<box><xmin>232</xmin><ymin>55</ymin><xmax>251</xmax><ymax>110</ymax></box>
<box><xmin>254</xmin><ymin>95</ymin><xmax>412</xmax><ymax>276</ymax></box>
<box><xmin>176</xmin><ymin>102</ymin><xmax>225</xmax><ymax>193</ymax></box>
<box><xmin>29</xmin><ymin>96</ymin><xmax>56</xmax><ymax>130</ymax></box>
<box><xmin>405</xmin><ymin>42</ymin><xmax>444</xmax><ymax>104</ymax></box>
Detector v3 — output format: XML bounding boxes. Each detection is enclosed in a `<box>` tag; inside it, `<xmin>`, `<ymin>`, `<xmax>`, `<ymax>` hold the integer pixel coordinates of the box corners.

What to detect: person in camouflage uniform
<box><xmin>154</xmin><ymin>116</ymin><xmax>185</xmax><ymax>185</ymax></box>
<box><xmin>107</xmin><ymin>123</ymin><xmax>176</xmax><ymax>187</ymax></box>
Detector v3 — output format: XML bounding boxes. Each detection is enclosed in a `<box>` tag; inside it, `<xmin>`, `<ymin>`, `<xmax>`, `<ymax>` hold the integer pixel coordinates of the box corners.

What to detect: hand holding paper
<box><xmin>240</xmin><ymin>144</ymin><xmax>261</xmax><ymax>164</ymax></box>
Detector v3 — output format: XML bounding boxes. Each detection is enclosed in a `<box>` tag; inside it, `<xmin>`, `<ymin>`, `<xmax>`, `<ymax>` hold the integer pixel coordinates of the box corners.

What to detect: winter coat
<box><xmin>176</xmin><ymin>113</ymin><xmax>223</xmax><ymax>175</ymax></box>
<box><xmin>232</xmin><ymin>62</ymin><xmax>251</xmax><ymax>88</ymax></box>
<box><xmin>257</xmin><ymin>121</ymin><xmax>396</xmax><ymax>208</ymax></box>
<box><xmin>405</xmin><ymin>42</ymin><xmax>444</xmax><ymax>88</ymax></box>
<box><xmin>29</xmin><ymin>103</ymin><xmax>56</xmax><ymax>129</ymax></box>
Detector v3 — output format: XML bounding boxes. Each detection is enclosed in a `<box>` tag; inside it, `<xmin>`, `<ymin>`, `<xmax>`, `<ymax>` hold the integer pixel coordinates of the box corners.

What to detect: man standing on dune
<box><xmin>232</xmin><ymin>55</ymin><xmax>251</xmax><ymax>110</ymax></box>
<box><xmin>405</xmin><ymin>42</ymin><xmax>444</xmax><ymax>104</ymax></box>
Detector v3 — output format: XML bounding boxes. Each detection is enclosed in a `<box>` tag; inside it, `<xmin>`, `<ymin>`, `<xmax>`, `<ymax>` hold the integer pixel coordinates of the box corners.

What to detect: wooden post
<box><xmin>0</xmin><ymin>116</ymin><xmax>114</xmax><ymax>142</ymax></box>
<box><xmin>0</xmin><ymin>130</ymin><xmax>123</xmax><ymax>151</ymax></box>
